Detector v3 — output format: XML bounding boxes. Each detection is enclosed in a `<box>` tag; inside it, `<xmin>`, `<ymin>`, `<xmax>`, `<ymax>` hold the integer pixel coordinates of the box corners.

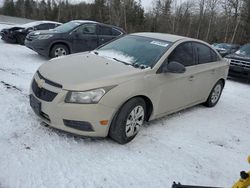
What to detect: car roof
<box><xmin>132</xmin><ymin>32</ymin><xmax>188</xmax><ymax>42</ymax></box>
<box><xmin>70</xmin><ymin>20</ymin><xmax>125</xmax><ymax>33</ymax></box>
<box><xmin>31</xmin><ymin>20</ymin><xmax>62</xmax><ymax>25</ymax></box>
<box><xmin>70</xmin><ymin>20</ymin><xmax>98</xmax><ymax>24</ymax></box>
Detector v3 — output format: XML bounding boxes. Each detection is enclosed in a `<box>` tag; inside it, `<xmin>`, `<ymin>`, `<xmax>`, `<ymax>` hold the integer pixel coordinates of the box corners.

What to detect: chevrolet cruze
<box><xmin>30</xmin><ymin>33</ymin><xmax>229</xmax><ymax>144</ymax></box>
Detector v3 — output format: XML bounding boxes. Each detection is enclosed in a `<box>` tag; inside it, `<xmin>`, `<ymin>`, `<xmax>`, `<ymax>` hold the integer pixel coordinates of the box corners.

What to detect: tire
<box><xmin>16</xmin><ymin>35</ymin><xmax>26</xmax><ymax>45</ymax></box>
<box><xmin>50</xmin><ymin>44</ymin><xmax>69</xmax><ymax>58</ymax></box>
<box><xmin>109</xmin><ymin>98</ymin><xmax>146</xmax><ymax>144</ymax></box>
<box><xmin>204</xmin><ymin>80</ymin><xmax>224</xmax><ymax>107</ymax></box>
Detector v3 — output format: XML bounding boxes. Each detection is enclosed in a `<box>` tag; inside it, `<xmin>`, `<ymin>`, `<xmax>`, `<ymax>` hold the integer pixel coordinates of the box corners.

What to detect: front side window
<box><xmin>53</xmin><ymin>21</ymin><xmax>81</xmax><ymax>33</ymax></box>
<box><xmin>76</xmin><ymin>24</ymin><xmax>96</xmax><ymax>35</ymax></box>
<box><xmin>96</xmin><ymin>35</ymin><xmax>172</xmax><ymax>68</ymax></box>
<box><xmin>168</xmin><ymin>42</ymin><xmax>195</xmax><ymax>67</ymax></box>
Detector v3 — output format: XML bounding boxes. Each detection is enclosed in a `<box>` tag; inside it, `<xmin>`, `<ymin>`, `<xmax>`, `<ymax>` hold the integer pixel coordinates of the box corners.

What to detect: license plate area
<box><xmin>30</xmin><ymin>95</ymin><xmax>41</xmax><ymax>115</ymax></box>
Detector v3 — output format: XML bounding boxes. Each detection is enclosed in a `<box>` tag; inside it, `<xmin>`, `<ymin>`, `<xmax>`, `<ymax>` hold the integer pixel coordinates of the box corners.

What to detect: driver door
<box><xmin>155</xmin><ymin>42</ymin><xmax>199</xmax><ymax>116</ymax></box>
<box><xmin>71</xmin><ymin>23</ymin><xmax>98</xmax><ymax>53</ymax></box>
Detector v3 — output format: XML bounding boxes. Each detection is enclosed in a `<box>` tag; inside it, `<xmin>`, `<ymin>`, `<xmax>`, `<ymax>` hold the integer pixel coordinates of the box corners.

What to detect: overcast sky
<box><xmin>0</xmin><ymin>0</ymin><xmax>154</xmax><ymax>10</ymax></box>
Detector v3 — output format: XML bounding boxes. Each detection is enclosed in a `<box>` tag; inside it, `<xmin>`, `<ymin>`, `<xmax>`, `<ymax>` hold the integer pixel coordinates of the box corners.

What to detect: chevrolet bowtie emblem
<box><xmin>37</xmin><ymin>79</ymin><xmax>45</xmax><ymax>88</ymax></box>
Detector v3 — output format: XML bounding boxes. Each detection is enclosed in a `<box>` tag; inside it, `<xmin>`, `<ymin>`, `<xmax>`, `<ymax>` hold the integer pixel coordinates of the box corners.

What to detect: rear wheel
<box><xmin>204</xmin><ymin>80</ymin><xmax>224</xmax><ymax>107</ymax></box>
<box><xmin>109</xmin><ymin>98</ymin><xmax>146</xmax><ymax>144</ymax></box>
<box><xmin>50</xmin><ymin>44</ymin><xmax>69</xmax><ymax>58</ymax></box>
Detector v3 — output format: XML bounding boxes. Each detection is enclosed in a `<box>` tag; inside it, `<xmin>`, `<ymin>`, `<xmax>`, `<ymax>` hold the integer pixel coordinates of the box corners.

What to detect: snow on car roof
<box><xmin>19</xmin><ymin>21</ymin><xmax>61</xmax><ymax>28</ymax></box>
<box><xmin>70</xmin><ymin>20</ymin><xmax>98</xmax><ymax>24</ymax></box>
<box><xmin>132</xmin><ymin>32</ymin><xmax>188</xmax><ymax>43</ymax></box>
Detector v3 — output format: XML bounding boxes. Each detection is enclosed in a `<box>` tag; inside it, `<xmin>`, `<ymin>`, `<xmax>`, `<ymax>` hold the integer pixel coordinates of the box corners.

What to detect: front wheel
<box><xmin>50</xmin><ymin>44</ymin><xmax>69</xmax><ymax>58</ymax></box>
<box><xmin>109</xmin><ymin>98</ymin><xmax>146</xmax><ymax>144</ymax></box>
<box><xmin>204</xmin><ymin>80</ymin><xmax>224</xmax><ymax>107</ymax></box>
<box><xmin>16</xmin><ymin>35</ymin><xmax>26</xmax><ymax>45</ymax></box>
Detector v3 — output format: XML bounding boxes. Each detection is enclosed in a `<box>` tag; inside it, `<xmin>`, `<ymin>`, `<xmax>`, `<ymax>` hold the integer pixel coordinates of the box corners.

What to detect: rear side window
<box><xmin>168</xmin><ymin>42</ymin><xmax>195</xmax><ymax>67</ymax></box>
<box><xmin>193</xmin><ymin>42</ymin><xmax>219</xmax><ymax>64</ymax></box>
<box><xmin>36</xmin><ymin>23</ymin><xmax>55</xmax><ymax>30</ymax></box>
<box><xmin>112</xmin><ymin>28</ymin><xmax>122</xmax><ymax>36</ymax></box>
<box><xmin>99</xmin><ymin>25</ymin><xmax>112</xmax><ymax>35</ymax></box>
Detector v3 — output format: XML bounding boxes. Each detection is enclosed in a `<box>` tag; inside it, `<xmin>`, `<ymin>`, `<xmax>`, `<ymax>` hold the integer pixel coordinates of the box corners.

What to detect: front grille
<box><xmin>37</xmin><ymin>71</ymin><xmax>62</xmax><ymax>88</ymax></box>
<box><xmin>230</xmin><ymin>59</ymin><xmax>250</xmax><ymax>69</ymax></box>
<box><xmin>32</xmin><ymin>80</ymin><xmax>57</xmax><ymax>102</ymax></box>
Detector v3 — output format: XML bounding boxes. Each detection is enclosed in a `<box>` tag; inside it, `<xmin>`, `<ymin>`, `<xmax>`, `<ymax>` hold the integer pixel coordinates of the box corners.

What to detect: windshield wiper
<box><xmin>113</xmin><ymin>58</ymin><xmax>131</xmax><ymax>65</ymax></box>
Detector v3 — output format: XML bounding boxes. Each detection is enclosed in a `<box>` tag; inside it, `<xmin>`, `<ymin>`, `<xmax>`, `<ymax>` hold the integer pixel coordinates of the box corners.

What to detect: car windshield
<box><xmin>235</xmin><ymin>44</ymin><xmax>250</xmax><ymax>57</ymax></box>
<box><xmin>53</xmin><ymin>21</ymin><xmax>81</xmax><ymax>32</ymax></box>
<box><xmin>215</xmin><ymin>43</ymin><xmax>232</xmax><ymax>50</ymax></box>
<box><xmin>96</xmin><ymin>35</ymin><xmax>172</xmax><ymax>68</ymax></box>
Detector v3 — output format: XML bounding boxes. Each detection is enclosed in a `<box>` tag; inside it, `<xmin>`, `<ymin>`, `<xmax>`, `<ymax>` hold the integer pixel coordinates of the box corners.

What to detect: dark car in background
<box><xmin>0</xmin><ymin>21</ymin><xmax>61</xmax><ymax>45</ymax></box>
<box><xmin>226</xmin><ymin>44</ymin><xmax>250</xmax><ymax>79</ymax></box>
<box><xmin>213</xmin><ymin>43</ymin><xmax>240</xmax><ymax>57</ymax></box>
<box><xmin>25</xmin><ymin>20</ymin><xmax>125</xmax><ymax>58</ymax></box>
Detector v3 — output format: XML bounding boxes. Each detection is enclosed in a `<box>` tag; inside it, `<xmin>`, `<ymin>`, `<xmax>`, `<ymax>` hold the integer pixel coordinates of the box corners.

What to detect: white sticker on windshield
<box><xmin>150</xmin><ymin>41</ymin><xmax>169</xmax><ymax>47</ymax></box>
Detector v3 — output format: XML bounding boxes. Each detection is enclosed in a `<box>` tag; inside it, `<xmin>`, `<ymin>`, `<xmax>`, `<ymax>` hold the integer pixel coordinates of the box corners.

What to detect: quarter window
<box><xmin>112</xmin><ymin>28</ymin><xmax>122</xmax><ymax>36</ymax></box>
<box><xmin>168</xmin><ymin>42</ymin><xmax>195</xmax><ymax>67</ymax></box>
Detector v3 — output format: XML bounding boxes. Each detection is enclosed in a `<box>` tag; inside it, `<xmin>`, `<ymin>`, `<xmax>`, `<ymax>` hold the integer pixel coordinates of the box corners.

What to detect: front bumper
<box><xmin>25</xmin><ymin>38</ymin><xmax>50</xmax><ymax>57</ymax></box>
<box><xmin>229</xmin><ymin>63</ymin><xmax>250</xmax><ymax>79</ymax></box>
<box><xmin>0</xmin><ymin>31</ymin><xmax>16</xmax><ymax>43</ymax></box>
<box><xmin>29</xmin><ymin>73</ymin><xmax>117</xmax><ymax>137</ymax></box>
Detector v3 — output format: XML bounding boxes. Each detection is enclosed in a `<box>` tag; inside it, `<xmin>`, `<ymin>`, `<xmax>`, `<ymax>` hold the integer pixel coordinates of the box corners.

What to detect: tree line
<box><xmin>0</xmin><ymin>0</ymin><xmax>250</xmax><ymax>44</ymax></box>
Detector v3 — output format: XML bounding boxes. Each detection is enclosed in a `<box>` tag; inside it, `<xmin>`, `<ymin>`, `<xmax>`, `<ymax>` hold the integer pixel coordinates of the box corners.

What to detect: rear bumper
<box><xmin>25</xmin><ymin>39</ymin><xmax>50</xmax><ymax>57</ymax></box>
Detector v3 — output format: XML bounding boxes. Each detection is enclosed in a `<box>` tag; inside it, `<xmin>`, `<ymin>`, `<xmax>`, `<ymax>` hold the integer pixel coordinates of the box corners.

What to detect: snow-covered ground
<box><xmin>0</xmin><ymin>23</ymin><xmax>250</xmax><ymax>188</ymax></box>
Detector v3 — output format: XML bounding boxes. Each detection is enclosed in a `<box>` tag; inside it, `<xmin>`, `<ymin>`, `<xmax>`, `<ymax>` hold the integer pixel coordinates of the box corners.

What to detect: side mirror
<box><xmin>162</xmin><ymin>61</ymin><xmax>186</xmax><ymax>73</ymax></box>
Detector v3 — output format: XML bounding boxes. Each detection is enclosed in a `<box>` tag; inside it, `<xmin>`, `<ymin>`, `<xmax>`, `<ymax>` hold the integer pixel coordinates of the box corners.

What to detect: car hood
<box><xmin>31</xmin><ymin>29</ymin><xmax>63</xmax><ymax>35</ymax></box>
<box><xmin>226</xmin><ymin>53</ymin><xmax>250</xmax><ymax>61</ymax></box>
<box><xmin>1</xmin><ymin>26</ymin><xmax>24</xmax><ymax>31</ymax></box>
<box><xmin>38</xmin><ymin>53</ymin><xmax>147</xmax><ymax>90</ymax></box>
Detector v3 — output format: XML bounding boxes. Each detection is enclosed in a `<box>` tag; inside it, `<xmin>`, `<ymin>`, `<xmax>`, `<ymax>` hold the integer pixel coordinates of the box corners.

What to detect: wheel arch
<box><xmin>218</xmin><ymin>78</ymin><xmax>226</xmax><ymax>88</ymax></box>
<box><xmin>49</xmin><ymin>41</ymin><xmax>71</xmax><ymax>56</ymax></box>
<box><xmin>113</xmin><ymin>95</ymin><xmax>154</xmax><ymax>122</ymax></box>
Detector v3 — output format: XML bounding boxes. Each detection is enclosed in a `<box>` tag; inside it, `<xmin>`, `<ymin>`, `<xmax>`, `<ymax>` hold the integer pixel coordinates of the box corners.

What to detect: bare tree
<box><xmin>196</xmin><ymin>0</ymin><xmax>207</xmax><ymax>39</ymax></box>
<box><xmin>205</xmin><ymin>0</ymin><xmax>219</xmax><ymax>41</ymax></box>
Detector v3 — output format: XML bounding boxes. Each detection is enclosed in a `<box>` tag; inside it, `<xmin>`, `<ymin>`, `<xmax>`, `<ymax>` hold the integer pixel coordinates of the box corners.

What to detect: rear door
<box><xmin>71</xmin><ymin>23</ymin><xmax>98</xmax><ymax>53</ymax></box>
<box><xmin>98</xmin><ymin>25</ymin><xmax>117</xmax><ymax>46</ymax></box>
<box><xmin>191</xmin><ymin>42</ymin><xmax>221</xmax><ymax>101</ymax></box>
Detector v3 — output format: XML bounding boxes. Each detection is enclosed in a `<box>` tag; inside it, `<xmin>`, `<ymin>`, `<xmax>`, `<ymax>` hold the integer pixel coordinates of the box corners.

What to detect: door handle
<box><xmin>188</xmin><ymin>75</ymin><xmax>194</xmax><ymax>81</ymax></box>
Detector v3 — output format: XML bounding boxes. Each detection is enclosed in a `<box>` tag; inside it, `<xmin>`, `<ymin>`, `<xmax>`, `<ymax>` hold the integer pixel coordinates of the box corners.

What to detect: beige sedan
<box><xmin>30</xmin><ymin>33</ymin><xmax>229</xmax><ymax>144</ymax></box>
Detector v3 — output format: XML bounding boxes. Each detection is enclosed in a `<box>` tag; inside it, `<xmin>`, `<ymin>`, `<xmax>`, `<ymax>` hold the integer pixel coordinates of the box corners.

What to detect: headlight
<box><xmin>65</xmin><ymin>88</ymin><xmax>111</xmax><ymax>104</ymax></box>
<box><xmin>37</xmin><ymin>34</ymin><xmax>53</xmax><ymax>40</ymax></box>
